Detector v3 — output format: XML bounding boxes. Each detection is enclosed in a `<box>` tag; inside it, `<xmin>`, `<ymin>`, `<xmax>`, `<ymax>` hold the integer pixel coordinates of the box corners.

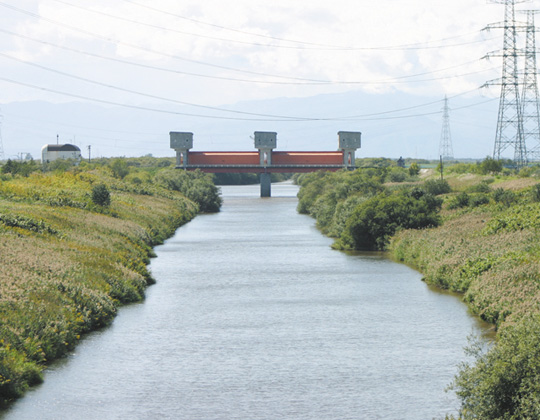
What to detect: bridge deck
<box><xmin>181</xmin><ymin>151</ymin><xmax>345</xmax><ymax>173</ymax></box>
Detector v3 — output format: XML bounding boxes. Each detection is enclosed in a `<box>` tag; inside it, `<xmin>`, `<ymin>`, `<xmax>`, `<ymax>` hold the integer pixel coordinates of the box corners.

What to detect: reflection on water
<box><xmin>1</xmin><ymin>182</ymin><xmax>488</xmax><ymax>420</ymax></box>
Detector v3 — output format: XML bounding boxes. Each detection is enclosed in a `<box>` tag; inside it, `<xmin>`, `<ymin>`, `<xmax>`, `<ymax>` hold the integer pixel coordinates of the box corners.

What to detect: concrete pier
<box><xmin>260</xmin><ymin>173</ymin><xmax>271</xmax><ymax>197</ymax></box>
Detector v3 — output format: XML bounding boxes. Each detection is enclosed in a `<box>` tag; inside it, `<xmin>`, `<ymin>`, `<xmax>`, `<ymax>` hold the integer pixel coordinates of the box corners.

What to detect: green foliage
<box><xmin>153</xmin><ymin>169</ymin><xmax>222</xmax><ymax>213</ymax></box>
<box><xmin>0</xmin><ymin>214</ymin><xmax>58</xmax><ymax>235</ymax></box>
<box><xmin>1</xmin><ymin>159</ymin><xmax>38</xmax><ymax>177</ymax></box>
<box><xmin>477</xmin><ymin>157</ymin><xmax>503</xmax><ymax>175</ymax></box>
<box><xmin>484</xmin><ymin>203</ymin><xmax>540</xmax><ymax>234</ymax></box>
<box><xmin>355</xmin><ymin>157</ymin><xmax>396</xmax><ymax>168</ymax></box>
<box><xmin>450</xmin><ymin>317</ymin><xmax>540</xmax><ymax>419</ymax></box>
<box><xmin>387</xmin><ymin>167</ymin><xmax>409</xmax><ymax>183</ymax></box>
<box><xmin>423</xmin><ymin>179</ymin><xmax>452</xmax><ymax>195</ymax></box>
<box><xmin>448</xmin><ymin>192</ymin><xmax>471</xmax><ymax>209</ymax></box>
<box><xmin>337</xmin><ymin>189</ymin><xmax>442</xmax><ymax>250</ymax></box>
<box><xmin>91</xmin><ymin>183</ymin><xmax>111</xmax><ymax>207</ymax></box>
<box><xmin>0</xmin><ymin>160</ymin><xmax>209</xmax><ymax>406</ymax></box>
<box><xmin>213</xmin><ymin>173</ymin><xmax>259</xmax><ymax>185</ymax></box>
<box><xmin>447</xmin><ymin>163</ymin><xmax>476</xmax><ymax>174</ymax></box>
<box><xmin>493</xmin><ymin>188</ymin><xmax>516</xmax><ymax>206</ymax></box>
<box><xmin>467</xmin><ymin>181</ymin><xmax>492</xmax><ymax>194</ymax></box>
<box><xmin>530</xmin><ymin>183</ymin><xmax>540</xmax><ymax>203</ymax></box>
<box><xmin>42</xmin><ymin>159</ymin><xmax>78</xmax><ymax>173</ymax></box>
<box><xmin>110</xmin><ymin>159</ymin><xmax>129</xmax><ymax>179</ymax></box>
<box><xmin>408</xmin><ymin>162</ymin><xmax>420</xmax><ymax>176</ymax></box>
<box><xmin>469</xmin><ymin>194</ymin><xmax>490</xmax><ymax>207</ymax></box>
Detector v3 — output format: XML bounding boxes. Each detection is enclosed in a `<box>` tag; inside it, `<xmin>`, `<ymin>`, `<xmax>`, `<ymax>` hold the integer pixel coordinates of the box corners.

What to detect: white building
<box><xmin>41</xmin><ymin>144</ymin><xmax>82</xmax><ymax>163</ymax></box>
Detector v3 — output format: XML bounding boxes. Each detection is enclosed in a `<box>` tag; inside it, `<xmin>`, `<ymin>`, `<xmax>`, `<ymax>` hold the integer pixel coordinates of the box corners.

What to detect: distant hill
<box><xmin>1</xmin><ymin>89</ymin><xmax>499</xmax><ymax>160</ymax></box>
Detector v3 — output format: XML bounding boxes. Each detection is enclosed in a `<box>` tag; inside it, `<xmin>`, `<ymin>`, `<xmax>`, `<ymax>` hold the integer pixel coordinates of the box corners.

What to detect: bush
<box><xmin>467</xmin><ymin>181</ymin><xmax>492</xmax><ymax>194</ymax></box>
<box><xmin>408</xmin><ymin>162</ymin><xmax>420</xmax><ymax>176</ymax></box>
<box><xmin>477</xmin><ymin>157</ymin><xmax>503</xmax><ymax>175</ymax></box>
<box><xmin>531</xmin><ymin>183</ymin><xmax>540</xmax><ymax>203</ymax></box>
<box><xmin>424</xmin><ymin>179</ymin><xmax>451</xmax><ymax>196</ymax></box>
<box><xmin>110</xmin><ymin>159</ymin><xmax>129</xmax><ymax>179</ymax></box>
<box><xmin>450</xmin><ymin>317</ymin><xmax>540</xmax><ymax>419</ymax></box>
<box><xmin>387</xmin><ymin>167</ymin><xmax>408</xmax><ymax>183</ymax></box>
<box><xmin>337</xmin><ymin>190</ymin><xmax>442</xmax><ymax>250</ymax></box>
<box><xmin>469</xmin><ymin>194</ymin><xmax>490</xmax><ymax>207</ymax></box>
<box><xmin>448</xmin><ymin>192</ymin><xmax>470</xmax><ymax>209</ymax></box>
<box><xmin>492</xmin><ymin>188</ymin><xmax>516</xmax><ymax>206</ymax></box>
<box><xmin>1</xmin><ymin>159</ymin><xmax>38</xmax><ymax>177</ymax></box>
<box><xmin>91</xmin><ymin>184</ymin><xmax>111</xmax><ymax>207</ymax></box>
<box><xmin>153</xmin><ymin>169</ymin><xmax>221</xmax><ymax>212</ymax></box>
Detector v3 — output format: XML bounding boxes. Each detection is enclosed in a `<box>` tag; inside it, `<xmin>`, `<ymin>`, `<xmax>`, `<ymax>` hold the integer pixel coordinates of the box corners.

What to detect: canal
<box><xmin>1</xmin><ymin>182</ymin><xmax>488</xmax><ymax>419</ymax></box>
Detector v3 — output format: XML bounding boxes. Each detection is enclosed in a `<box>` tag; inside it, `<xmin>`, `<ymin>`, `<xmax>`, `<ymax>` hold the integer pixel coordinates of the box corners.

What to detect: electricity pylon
<box><xmin>520</xmin><ymin>10</ymin><xmax>540</xmax><ymax>162</ymax></box>
<box><xmin>484</xmin><ymin>0</ymin><xmax>529</xmax><ymax>168</ymax></box>
<box><xmin>439</xmin><ymin>96</ymin><xmax>454</xmax><ymax>160</ymax></box>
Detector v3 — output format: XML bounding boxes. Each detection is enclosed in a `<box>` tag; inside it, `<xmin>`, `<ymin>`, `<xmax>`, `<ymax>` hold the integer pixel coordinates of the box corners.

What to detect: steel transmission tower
<box><xmin>485</xmin><ymin>0</ymin><xmax>529</xmax><ymax>168</ymax></box>
<box><xmin>439</xmin><ymin>96</ymin><xmax>454</xmax><ymax>160</ymax></box>
<box><xmin>520</xmin><ymin>10</ymin><xmax>540</xmax><ymax>161</ymax></box>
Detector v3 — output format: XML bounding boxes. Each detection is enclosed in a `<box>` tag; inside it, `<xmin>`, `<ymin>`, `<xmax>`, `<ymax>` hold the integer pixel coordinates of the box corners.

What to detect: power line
<box><xmin>0</xmin><ymin>52</ymin><xmax>315</xmax><ymax>120</ymax></box>
<box><xmin>0</xmin><ymin>2</ymin><xmax>499</xmax><ymax>87</ymax></box>
<box><xmin>0</xmin><ymin>28</ymin><xmax>496</xmax><ymax>87</ymax></box>
<box><xmin>52</xmin><ymin>0</ymin><xmax>496</xmax><ymax>52</ymax></box>
<box><xmin>118</xmin><ymin>0</ymin><xmax>493</xmax><ymax>51</ymax></box>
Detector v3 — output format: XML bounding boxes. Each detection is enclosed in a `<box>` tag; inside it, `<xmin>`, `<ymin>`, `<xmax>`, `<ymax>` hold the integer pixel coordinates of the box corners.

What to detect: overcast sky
<box><xmin>0</xmin><ymin>0</ymin><xmax>536</xmax><ymax>158</ymax></box>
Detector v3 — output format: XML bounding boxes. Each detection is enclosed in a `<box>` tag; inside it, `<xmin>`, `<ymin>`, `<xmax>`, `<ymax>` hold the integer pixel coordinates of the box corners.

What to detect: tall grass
<box><xmin>0</xmin><ymin>165</ymin><xmax>209</xmax><ymax>405</ymax></box>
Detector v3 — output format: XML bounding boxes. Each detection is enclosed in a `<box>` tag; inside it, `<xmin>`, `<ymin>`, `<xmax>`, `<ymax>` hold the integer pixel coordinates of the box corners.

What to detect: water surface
<box><xmin>1</xmin><ymin>182</ymin><xmax>487</xmax><ymax>419</ymax></box>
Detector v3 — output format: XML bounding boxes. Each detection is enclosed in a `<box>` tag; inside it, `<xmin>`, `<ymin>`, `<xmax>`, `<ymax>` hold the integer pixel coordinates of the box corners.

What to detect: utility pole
<box><xmin>484</xmin><ymin>0</ymin><xmax>529</xmax><ymax>168</ymax></box>
<box><xmin>439</xmin><ymin>96</ymin><xmax>454</xmax><ymax>161</ymax></box>
<box><xmin>520</xmin><ymin>10</ymin><xmax>540</xmax><ymax>162</ymax></box>
<box><xmin>87</xmin><ymin>145</ymin><xmax>91</xmax><ymax>163</ymax></box>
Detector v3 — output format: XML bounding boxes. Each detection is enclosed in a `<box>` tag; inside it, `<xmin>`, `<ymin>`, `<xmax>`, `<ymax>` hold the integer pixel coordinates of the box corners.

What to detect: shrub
<box><xmin>492</xmin><ymin>188</ymin><xmax>516</xmax><ymax>206</ymax></box>
<box><xmin>450</xmin><ymin>317</ymin><xmax>540</xmax><ymax>419</ymax></box>
<box><xmin>467</xmin><ymin>181</ymin><xmax>492</xmax><ymax>194</ymax></box>
<box><xmin>91</xmin><ymin>184</ymin><xmax>111</xmax><ymax>207</ymax></box>
<box><xmin>424</xmin><ymin>179</ymin><xmax>451</xmax><ymax>196</ymax></box>
<box><xmin>470</xmin><ymin>194</ymin><xmax>490</xmax><ymax>207</ymax></box>
<box><xmin>476</xmin><ymin>157</ymin><xmax>503</xmax><ymax>175</ymax></box>
<box><xmin>153</xmin><ymin>169</ymin><xmax>221</xmax><ymax>212</ymax></box>
<box><xmin>387</xmin><ymin>167</ymin><xmax>408</xmax><ymax>183</ymax></box>
<box><xmin>448</xmin><ymin>192</ymin><xmax>470</xmax><ymax>209</ymax></box>
<box><xmin>337</xmin><ymin>190</ymin><xmax>442</xmax><ymax>250</ymax></box>
<box><xmin>530</xmin><ymin>183</ymin><xmax>540</xmax><ymax>203</ymax></box>
<box><xmin>110</xmin><ymin>159</ymin><xmax>129</xmax><ymax>179</ymax></box>
<box><xmin>408</xmin><ymin>162</ymin><xmax>420</xmax><ymax>176</ymax></box>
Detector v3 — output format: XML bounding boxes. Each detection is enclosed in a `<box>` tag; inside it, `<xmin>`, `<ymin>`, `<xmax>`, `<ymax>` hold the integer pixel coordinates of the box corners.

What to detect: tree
<box><xmin>450</xmin><ymin>316</ymin><xmax>540</xmax><ymax>419</ymax></box>
<box><xmin>111</xmin><ymin>159</ymin><xmax>129</xmax><ymax>179</ymax></box>
<box><xmin>408</xmin><ymin>162</ymin><xmax>420</xmax><ymax>176</ymax></box>
<box><xmin>477</xmin><ymin>157</ymin><xmax>503</xmax><ymax>175</ymax></box>
<box><xmin>91</xmin><ymin>183</ymin><xmax>111</xmax><ymax>207</ymax></box>
<box><xmin>338</xmin><ymin>189</ymin><xmax>442</xmax><ymax>250</ymax></box>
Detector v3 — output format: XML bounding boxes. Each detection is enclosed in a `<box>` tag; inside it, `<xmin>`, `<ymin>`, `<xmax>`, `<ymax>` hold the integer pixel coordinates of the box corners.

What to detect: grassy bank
<box><xmin>296</xmin><ymin>162</ymin><xmax>540</xmax><ymax>419</ymax></box>
<box><xmin>0</xmin><ymin>159</ymin><xmax>220</xmax><ymax>406</ymax></box>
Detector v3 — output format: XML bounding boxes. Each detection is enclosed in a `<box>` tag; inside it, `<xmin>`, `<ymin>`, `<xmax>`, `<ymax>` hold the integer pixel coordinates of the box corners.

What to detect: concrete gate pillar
<box><xmin>338</xmin><ymin>131</ymin><xmax>361</xmax><ymax>169</ymax></box>
<box><xmin>254</xmin><ymin>131</ymin><xmax>277</xmax><ymax>197</ymax></box>
<box><xmin>170</xmin><ymin>132</ymin><xmax>193</xmax><ymax>169</ymax></box>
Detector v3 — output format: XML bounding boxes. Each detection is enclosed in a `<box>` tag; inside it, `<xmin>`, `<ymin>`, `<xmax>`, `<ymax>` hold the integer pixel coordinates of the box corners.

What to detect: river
<box><xmin>1</xmin><ymin>182</ymin><xmax>488</xmax><ymax>420</ymax></box>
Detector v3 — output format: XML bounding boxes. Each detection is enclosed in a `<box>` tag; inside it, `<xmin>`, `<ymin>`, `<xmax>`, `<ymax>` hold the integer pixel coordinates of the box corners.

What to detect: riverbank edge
<box><xmin>0</xmin><ymin>188</ymin><xmax>201</xmax><ymax>408</ymax></box>
<box><xmin>387</xmin><ymin>204</ymin><xmax>540</xmax><ymax>330</ymax></box>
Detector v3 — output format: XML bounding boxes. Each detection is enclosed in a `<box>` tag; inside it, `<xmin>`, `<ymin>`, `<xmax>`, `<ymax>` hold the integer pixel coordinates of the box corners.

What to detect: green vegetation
<box><xmin>297</xmin><ymin>159</ymin><xmax>540</xmax><ymax>419</ymax></box>
<box><xmin>0</xmin><ymin>158</ymin><xmax>221</xmax><ymax>406</ymax></box>
<box><xmin>295</xmin><ymin>167</ymin><xmax>440</xmax><ymax>250</ymax></box>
